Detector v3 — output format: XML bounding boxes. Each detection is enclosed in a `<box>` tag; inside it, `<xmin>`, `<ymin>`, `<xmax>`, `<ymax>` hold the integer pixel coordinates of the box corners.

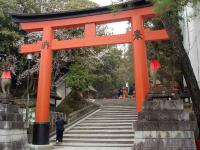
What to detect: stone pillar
<box><xmin>133</xmin><ymin>99</ymin><xmax>197</xmax><ymax>149</ymax></box>
<box><xmin>0</xmin><ymin>95</ymin><xmax>28</xmax><ymax>150</ymax></box>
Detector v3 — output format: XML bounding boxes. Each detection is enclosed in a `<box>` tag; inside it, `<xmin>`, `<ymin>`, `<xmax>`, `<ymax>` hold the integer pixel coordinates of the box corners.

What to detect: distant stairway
<box><xmin>51</xmin><ymin>99</ymin><xmax>137</xmax><ymax>150</ymax></box>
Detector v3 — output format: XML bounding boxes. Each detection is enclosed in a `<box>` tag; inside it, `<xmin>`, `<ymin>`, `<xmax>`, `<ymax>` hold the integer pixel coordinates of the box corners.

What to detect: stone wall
<box><xmin>0</xmin><ymin>103</ymin><xmax>28</xmax><ymax>150</ymax></box>
<box><xmin>132</xmin><ymin>99</ymin><xmax>197</xmax><ymax>150</ymax></box>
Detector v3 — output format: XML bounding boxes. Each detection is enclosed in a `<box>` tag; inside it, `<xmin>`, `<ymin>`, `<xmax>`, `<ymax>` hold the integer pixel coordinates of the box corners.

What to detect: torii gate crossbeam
<box><xmin>11</xmin><ymin>1</ymin><xmax>169</xmax><ymax>146</ymax></box>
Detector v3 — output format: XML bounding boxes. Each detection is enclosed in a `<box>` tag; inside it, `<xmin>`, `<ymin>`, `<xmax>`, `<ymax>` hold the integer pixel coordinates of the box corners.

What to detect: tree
<box><xmin>8</xmin><ymin>0</ymin><xmax>120</xmax><ymax>99</ymax></box>
<box><xmin>0</xmin><ymin>0</ymin><xmax>23</xmax><ymax>88</ymax></box>
<box><xmin>144</xmin><ymin>16</ymin><xmax>183</xmax><ymax>86</ymax></box>
<box><xmin>0</xmin><ymin>0</ymin><xmax>101</xmax><ymax>97</ymax></box>
<box><xmin>65</xmin><ymin>63</ymin><xmax>95</xmax><ymax>91</ymax></box>
<box><xmin>151</xmin><ymin>0</ymin><xmax>200</xmax><ymax>137</ymax></box>
<box><xmin>146</xmin><ymin>40</ymin><xmax>183</xmax><ymax>86</ymax></box>
<box><xmin>92</xmin><ymin>46</ymin><xmax>123</xmax><ymax>98</ymax></box>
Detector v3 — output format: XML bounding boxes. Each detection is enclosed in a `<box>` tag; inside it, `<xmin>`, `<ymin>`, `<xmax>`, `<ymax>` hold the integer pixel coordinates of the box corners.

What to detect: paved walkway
<box><xmin>51</xmin><ymin>99</ymin><xmax>137</xmax><ymax>150</ymax></box>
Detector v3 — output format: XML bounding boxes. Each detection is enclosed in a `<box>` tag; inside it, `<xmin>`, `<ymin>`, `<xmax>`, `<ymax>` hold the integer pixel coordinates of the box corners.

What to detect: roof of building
<box><xmin>11</xmin><ymin>0</ymin><xmax>151</xmax><ymax>23</ymax></box>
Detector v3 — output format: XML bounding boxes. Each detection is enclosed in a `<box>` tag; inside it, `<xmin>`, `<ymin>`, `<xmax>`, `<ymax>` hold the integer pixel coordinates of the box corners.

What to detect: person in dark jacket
<box><xmin>56</xmin><ymin>116</ymin><xmax>66</xmax><ymax>143</ymax></box>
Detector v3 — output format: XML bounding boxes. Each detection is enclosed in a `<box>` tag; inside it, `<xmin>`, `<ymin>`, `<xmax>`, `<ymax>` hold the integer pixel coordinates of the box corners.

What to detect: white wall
<box><xmin>181</xmin><ymin>5</ymin><xmax>200</xmax><ymax>87</ymax></box>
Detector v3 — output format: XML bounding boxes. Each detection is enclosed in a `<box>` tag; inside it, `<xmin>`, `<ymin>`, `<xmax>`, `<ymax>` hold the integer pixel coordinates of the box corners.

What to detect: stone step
<box><xmin>100</xmin><ymin>108</ymin><xmax>137</xmax><ymax>110</ymax></box>
<box><xmin>96</xmin><ymin>111</ymin><xmax>137</xmax><ymax>114</ymax></box>
<box><xmin>97</xmin><ymin>112</ymin><xmax>137</xmax><ymax>115</ymax></box>
<box><xmin>78</xmin><ymin>122</ymin><xmax>133</xmax><ymax>126</ymax></box>
<box><xmin>102</xmin><ymin>109</ymin><xmax>136</xmax><ymax>111</ymax></box>
<box><xmin>62</xmin><ymin>137</ymin><xmax>134</xmax><ymax>140</ymax></box>
<box><xmin>99</xmin><ymin>109</ymin><xmax>136</xmax><ymax>111</ymax></box>
<box><xmin>52</xmin><ymin>138</ymin><xmax>134</xmax><ymax>143</ymax></box>
<box><xmin>67</xmin><ymin>131</ymin><xmax>134</xmax><ymax>135</ymax></box>
<box><xmin>103</xmin><ymin>106</ymin><xmax>136</xmax><ymax>109</ymax></box>
<box><xmin>53</xmin><ymin>142</ymin><xmax>134</xmax><ymax>147</ymax></box>
<box><xmin>83</xmin><ymin>120</ymin><xmax>135</xmax><ymax>123</ymax></box>
<box><xmin>97</xmin><ymin>110</ymin><xmax>137</xmax><ymax>112</ymax></box>
<box><xmin>102</xmin><ymin>108</ymin><xmax>136</xmax><ymax>112</ymax></box>
<box><xmin>93</xmin><ymin>114</ymin><xmax>137</xmax><ymax>117</ymax></box>
<box><xmin>101</xmin><ymin>110</ymin><xmax>136</xmax><ymax>113</ymax></box>
<box><xmin>87</xmin><ymin>116</ymin><xmax>137</xmax><ymax>120</ymax></box>
<box><xmin>76</xmin><ymin>126</ymin><xmax>134</xmax><ymax>129</ymax></box>
<box><xmin>67</xmin><ymin>130</ymin><xmax>134</xmax><ymax>133</ymax></box>
<box><xmin>63</xmin><ymin>134</ymin><xmax>134</xmax><ymax>138</ymax></box>
<box><xmin>72</xmin><ymin>127</ymin><xmax>132</xmax><ymax>130</ymax></box>
<box><xmin>53</xmin><ymin>146</ymin><xmax>133</xmax><ymax>150</ymax></box>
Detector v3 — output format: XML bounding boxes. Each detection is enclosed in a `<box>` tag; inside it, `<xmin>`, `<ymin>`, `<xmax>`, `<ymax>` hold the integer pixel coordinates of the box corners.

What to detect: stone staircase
<box><xmin>51</xmin><ymin>99</ymin><xmax>137</xmax><ymax>150</ymax></box>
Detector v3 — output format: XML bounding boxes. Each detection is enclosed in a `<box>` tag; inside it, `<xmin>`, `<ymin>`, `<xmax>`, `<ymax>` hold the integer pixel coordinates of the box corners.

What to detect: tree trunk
<box><xmin>161</xmin><ymin>12</ymin><xmax>200</xmax><ymax>137</ymax></box>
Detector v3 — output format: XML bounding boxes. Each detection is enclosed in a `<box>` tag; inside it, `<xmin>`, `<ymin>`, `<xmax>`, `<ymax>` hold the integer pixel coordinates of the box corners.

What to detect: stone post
<box><xmin>133</xmin><ymin>99</ymin><xmax>197</xmax><ymax>149</ymax></box>
<box><xmin>0</xmin><ymin>94</ymin><xmax>28</xmax><ymax>150</ymax></box>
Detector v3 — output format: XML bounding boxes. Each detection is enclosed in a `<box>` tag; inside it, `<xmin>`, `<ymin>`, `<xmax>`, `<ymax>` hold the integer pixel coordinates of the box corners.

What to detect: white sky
<box><xmin>90</xmin><ymin>0</ymin><xmax>120</xmax><ymax>6</ymax></box>
<box><xmin>90</xmin><ymin>0</ymin><xmax>129</xmax><ymax>50</ymax></box>
<box><xmin>90</xmin><ymin>0</ymin><xmax>129</xmax><ymax>35</ymax></box>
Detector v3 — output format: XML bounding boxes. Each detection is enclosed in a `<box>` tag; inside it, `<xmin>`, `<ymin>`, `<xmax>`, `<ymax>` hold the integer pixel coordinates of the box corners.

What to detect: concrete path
<box><xmin>51</xmin><ymin>99</ymin><xmax>137</xmax><ymax>150</ymax></box>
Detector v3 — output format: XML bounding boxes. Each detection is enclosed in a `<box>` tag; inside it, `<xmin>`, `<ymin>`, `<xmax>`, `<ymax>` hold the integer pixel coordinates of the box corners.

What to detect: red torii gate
<box><xmin>11</xmin><ymin>1</ymin><xmax>168</xmax><ymax>146</ymax></box>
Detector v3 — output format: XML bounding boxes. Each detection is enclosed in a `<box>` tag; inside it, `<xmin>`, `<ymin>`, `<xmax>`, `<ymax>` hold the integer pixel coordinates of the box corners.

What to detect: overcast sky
<box><xmin>90</xmin><ymin>0</ymin><xmax>119</xmax><ymax>6</ymax></box>
<box><xmin>90</xmin><ymin>0</ymin><xmax>129</xmax><ymax>51</ymax></box>
<box><xmin>90</xmin><ymin>0</ymin><xmax>129</xmax><ymax>35</ymax></box>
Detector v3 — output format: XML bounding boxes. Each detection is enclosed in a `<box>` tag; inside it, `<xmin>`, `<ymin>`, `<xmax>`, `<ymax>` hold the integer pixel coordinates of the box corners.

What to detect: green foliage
<box><xmin>0</xmin><ymin>0</ymin><xmax>131</xmax><ymax>99</ymax></box>
<box><xmin>153</xmin><ymin>0</ymin><xmax>175</xmax><ymax>14</ymax></box>
<box><xmin>17</xmin><ymin>0</ymin><xmax>97</xmax><ymax>13</ymax></box>
<box><xmin>116</xmin><ymin>45</ymin><xmax>134</xmax><ymax>87</ymax></box>
<box><xmin>92</xmin><ymin>47</ymin><xmax>124</xmax><ymax>98</ymax></box>
<box><xmin>144</xmin><ymin>15</ymin><xmax>183</xmax><ymax>85</ymax></box>
<box><xmin>153</xmin><ymin>0</ymin><xmax>200</xmax><ymax>14</ymax></box>
<box><xmin>146</xmin><ymin>41</ymin><xmax>183</xmax><ymax>85</ymax></box>
<box><xmin>0</xmin><ymin>0</ymin><xmax>99</xmax><ymax>96</ymax></box>
<box><xmin>0</xmin><ymin>0</ymin><xmax>21</xmax><ymax>80</ymax></box>
<box><xmin>65</xmin><ymin>63</ymin><xmax>95</xmax><ymax>91</ymax></box>
<box><xmin>63</xmin><ymin>0</ymin><xmax>97</xmax><ymax>11</ymax></box>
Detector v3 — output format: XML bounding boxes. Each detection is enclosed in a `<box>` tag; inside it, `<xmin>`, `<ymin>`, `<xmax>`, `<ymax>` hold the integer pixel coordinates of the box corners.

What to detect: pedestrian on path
<box><xmin>122</xmin><ymin>86</ymin><xmax>127</xmax><ymax>99</ymax></box>
<box><xmin>56</xmin><ymin>116</ymin><xmax>67</xmax><ymax>143</ymax></box>
<box><xmin>114</xmin><ymin>88</ymin><xmax>118</xmax><ymax>99</ymax></box>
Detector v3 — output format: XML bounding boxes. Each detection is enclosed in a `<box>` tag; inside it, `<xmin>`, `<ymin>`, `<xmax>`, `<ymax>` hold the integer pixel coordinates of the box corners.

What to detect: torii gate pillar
<box><xmin>32</xmin><ymin>27</ymin><xmax>54</xmax><ymax>145</ymax></box>
<box><xmin>132</xmin><ymin>15</ymin><xmax>149</xmax><ymax>112</ymax></box>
